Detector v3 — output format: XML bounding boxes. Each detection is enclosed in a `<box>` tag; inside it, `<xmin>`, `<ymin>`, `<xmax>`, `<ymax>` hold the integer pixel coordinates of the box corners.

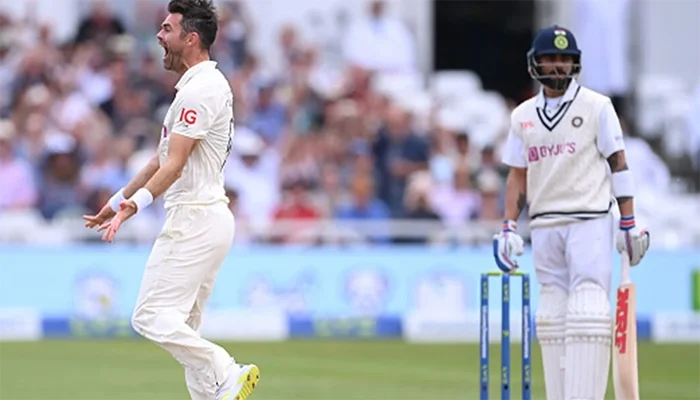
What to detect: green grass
<box><xmin>0</xmin><ymin>340</ymin><xmax>698</xmax><ymax>399</ymax></box>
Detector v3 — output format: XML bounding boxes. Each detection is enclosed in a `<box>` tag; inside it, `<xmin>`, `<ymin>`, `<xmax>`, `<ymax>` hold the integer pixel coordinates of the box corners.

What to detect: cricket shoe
<box><xmin>216</xmin><ymin>364</ymin><xmax>260</xmax><ymax>400</ymax></box>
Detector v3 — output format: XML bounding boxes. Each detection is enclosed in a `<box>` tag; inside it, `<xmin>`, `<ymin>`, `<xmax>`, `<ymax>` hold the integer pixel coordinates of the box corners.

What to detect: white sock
<box><xmin>565</xmin><ymin>281</ymin><xmax>612</xmax><ymax>400</ymax></box>
<box><xmin>536</xmin><ymin>285</ymin><xmax>568</xmax><ymax>400</ymax></box>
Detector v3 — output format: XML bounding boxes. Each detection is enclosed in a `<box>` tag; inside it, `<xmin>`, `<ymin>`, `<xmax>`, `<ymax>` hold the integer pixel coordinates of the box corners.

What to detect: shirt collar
<box><xmin>174</xmin><ymin>60</ymin><xmax>217</xmax><ymax>91</ymax></box>
<box><xmin>535</xmin><ymin>79</ymin><xmax>580</xmax><ymax>108</ymax></box>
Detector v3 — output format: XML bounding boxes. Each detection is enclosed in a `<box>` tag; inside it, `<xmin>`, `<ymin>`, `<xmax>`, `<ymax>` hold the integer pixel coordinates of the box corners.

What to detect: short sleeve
<box><xmin>502</xmin><ymin>128</ymin><xmax>528</xmax><ymax>168</ymax></box>
<box><xmin>171</xmin><ymin>92</ymin><xmax>214</xmax><ymax>140</ymax></box>
<box><xmin>596</xmin><ymin>101</ymin><xmax>625</xmax><ymax>158</ymax></box>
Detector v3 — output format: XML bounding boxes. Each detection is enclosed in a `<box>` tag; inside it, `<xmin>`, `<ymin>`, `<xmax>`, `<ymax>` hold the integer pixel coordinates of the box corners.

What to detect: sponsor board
<box><xmin>0</xmin><ymin>309</ymin><xmax>41</xmax><ymax>341</ymax></box>
<box><xmin>652</xmin><ymin>312</ymin><xmax>700</xmax><ymax>343</ymax></box>
<box><xmin>200</xmin><ymin>310</ymin><xmax>288</xmax><ymax>341</ymax></box>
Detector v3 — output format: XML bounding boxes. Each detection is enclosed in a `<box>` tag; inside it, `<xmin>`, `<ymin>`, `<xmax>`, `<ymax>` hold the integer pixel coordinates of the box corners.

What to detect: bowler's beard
<box><xmin>164</xmin><ymin>50</ymin><xmax>178</xmax><ymax>71</ymax></box>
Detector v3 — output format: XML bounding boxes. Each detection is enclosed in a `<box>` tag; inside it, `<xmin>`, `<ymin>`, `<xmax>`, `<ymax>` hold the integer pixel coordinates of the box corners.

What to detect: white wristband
<box><xmin>611</xmin><ymin>170</ymin><xmax>635</xmax><ymax>198</ymax></box>
<box><xmin>130</xmin><ymin>188</ymin><xmax>154</xmax><ymax>213</ymax></box>
<box><xmin>108</xmin><ymin>189</ymin><xmax>126</xmax><ymax>212</ymax></box>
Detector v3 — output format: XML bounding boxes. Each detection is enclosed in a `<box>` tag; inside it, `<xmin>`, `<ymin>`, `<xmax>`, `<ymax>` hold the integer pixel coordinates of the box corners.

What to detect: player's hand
<box><xmin>83</xmin><ymin>204</ymin><xmax>116</xmax><ymax>229</ymax></box>
<box><xmin>616</xmin><ymin>216</ymin><xmax>650</xmax><ymax>266</ymax></box>
<box><xmin>492</xmin><ymin>220</ymin><xmax>525</xmax><ymax>273</ymax></box>
<box><xmin>97</xmin><ymin>200</ymin><xmax>138</xmax><ymax>243</ymax></box>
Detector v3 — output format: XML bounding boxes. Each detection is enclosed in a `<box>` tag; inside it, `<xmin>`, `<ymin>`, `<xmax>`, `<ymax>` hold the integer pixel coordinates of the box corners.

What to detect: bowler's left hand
<box><xmin>98</xmin><ymin>200</ymin><xmax>137</xmax><ymax>243</ymax></box>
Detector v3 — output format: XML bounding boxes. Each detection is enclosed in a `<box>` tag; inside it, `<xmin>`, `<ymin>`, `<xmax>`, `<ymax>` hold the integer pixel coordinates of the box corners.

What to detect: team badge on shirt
<box><xmin>571</xmin><ymin>116</ymin><xmax>584</xmax><ymax>128</ymax></box>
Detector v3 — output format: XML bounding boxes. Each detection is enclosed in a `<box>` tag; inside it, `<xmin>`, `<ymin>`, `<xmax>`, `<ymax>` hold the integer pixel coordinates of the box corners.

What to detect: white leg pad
<box><xmin>565</xmin><ymin>281</ymin><xmax>612</xmax><ymax>400</ymax></box>
<box><xmin>536</xmin><ymin>285</ymin><xmax>568</xmax><ymax>400</ymax></box>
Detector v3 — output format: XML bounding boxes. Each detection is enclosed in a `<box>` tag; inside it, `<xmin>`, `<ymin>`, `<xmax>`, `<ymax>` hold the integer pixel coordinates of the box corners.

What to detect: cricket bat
<box><xmin>612</xmin><ymin>251</ymin><xmax>640</xmax><ymax>400</ymax></box>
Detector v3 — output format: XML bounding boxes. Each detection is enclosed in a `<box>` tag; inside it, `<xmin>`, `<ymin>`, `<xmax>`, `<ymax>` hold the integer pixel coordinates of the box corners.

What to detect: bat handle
<box><xmin>620</xmin><ymin>250</ymin><xmax>632</xmax><ymax>285</ymax></box>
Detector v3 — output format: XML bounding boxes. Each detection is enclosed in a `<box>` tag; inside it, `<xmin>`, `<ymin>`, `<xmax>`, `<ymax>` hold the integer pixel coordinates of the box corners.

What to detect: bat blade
<box><xmin>613</xmin><ymin>253</ymin><xmax>640</xmax><ymax>400</ymax></box>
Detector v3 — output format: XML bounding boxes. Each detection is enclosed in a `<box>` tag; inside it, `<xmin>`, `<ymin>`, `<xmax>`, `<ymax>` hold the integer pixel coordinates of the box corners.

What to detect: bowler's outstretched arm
<box><xmin>83</xmin><ymin>154</ymin><xmax>161</xmax><ymax>229</ymax></box>
<box><xmin>142</xmin><ymin>133</ymin><xmax>198</xmax><ymax>199</ymax></box>
<box><xmin>123</xmin><ymin>155</ymin><xmax>161</xmax><ymax>198</ymax></box>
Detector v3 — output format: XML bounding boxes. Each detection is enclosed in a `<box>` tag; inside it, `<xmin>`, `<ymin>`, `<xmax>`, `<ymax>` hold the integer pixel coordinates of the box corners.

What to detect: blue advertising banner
<box><xmin>288</xmin><ymin>316</ymin><xmax>403</xmax><ymax>339</ymax></box>
<box><xmin>0</xmin><ymin>246</ymin><xmax>698</xmax><ymax>320</ymax></box>
<box><xmin>41</xmin><ymin>317</ymin><xmax>140</xmax><ymax>339</ymax></box>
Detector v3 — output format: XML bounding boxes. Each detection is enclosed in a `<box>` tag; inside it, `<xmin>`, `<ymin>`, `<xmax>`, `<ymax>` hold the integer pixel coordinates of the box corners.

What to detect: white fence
<box><xmin>2</xmin><ymin>208</ymin><xmax>700</xmax><ymax>248</ymax></box>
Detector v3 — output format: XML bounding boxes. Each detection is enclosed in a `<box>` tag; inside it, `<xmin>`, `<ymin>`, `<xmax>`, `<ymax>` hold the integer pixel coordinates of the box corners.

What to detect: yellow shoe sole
<box><xmin>234</xmin><ymin>364</ymin><xmax>260</xmax><ymax>400</ymax></box>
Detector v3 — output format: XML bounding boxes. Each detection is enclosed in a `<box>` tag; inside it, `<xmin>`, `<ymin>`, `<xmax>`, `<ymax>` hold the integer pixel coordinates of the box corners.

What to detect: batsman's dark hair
<box><xmin>168</xmin><ymin>0</ymin><xmax>218</xmax><ymax>51</ymax></box>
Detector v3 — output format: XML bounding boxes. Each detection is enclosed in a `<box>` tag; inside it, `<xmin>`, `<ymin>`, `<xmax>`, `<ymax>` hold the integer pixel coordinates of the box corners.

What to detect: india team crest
<box><xmin>554</xmin><ymin>35</ymin><xmax>569</xmax><ymax>50</ymax></box>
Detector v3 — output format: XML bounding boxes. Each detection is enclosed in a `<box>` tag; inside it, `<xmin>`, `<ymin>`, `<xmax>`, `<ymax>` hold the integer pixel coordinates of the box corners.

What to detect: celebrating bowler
<box><xmin>83</xmin><ymin>1</ymin><xmax>259</xmax><ymax>399</ymax></box>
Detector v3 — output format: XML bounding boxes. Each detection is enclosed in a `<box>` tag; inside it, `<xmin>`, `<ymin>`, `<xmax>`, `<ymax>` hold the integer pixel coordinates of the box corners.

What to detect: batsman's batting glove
<box><xmin>492</xmin><ymin>220</ymin><xmax>525</xmax><ymax>273</ymax></box>
<box><xmin>616</xmin><ymin>215</ymin><xmax>650</xmax><ymax>266</ymax></box>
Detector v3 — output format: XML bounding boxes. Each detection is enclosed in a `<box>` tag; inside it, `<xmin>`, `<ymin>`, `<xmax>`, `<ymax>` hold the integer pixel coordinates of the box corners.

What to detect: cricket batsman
<box><xmin>492</xmin><ymin>26</ymin><xmax>650</xmax><ymax>400</ymax></box>
<box><xmin>83</xmin><ymin>1</ymin><xmax>259</xmax><ymax>399</ymax></box>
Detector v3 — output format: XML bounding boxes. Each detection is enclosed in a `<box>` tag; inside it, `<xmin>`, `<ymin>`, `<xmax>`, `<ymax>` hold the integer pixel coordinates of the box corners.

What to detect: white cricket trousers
<box><xmin>531</xmin><ymin>213</ymin><xmax>615</xmax><ymax>293</ymax></box>
<box><xmin>131</xmin><ymin>202</ymin><xmax>235</xmax><ymax>400</ymax></box>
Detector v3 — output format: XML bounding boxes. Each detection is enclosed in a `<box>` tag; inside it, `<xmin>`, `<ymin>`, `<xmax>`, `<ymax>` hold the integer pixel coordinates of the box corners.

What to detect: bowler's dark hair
<box><xmin>168</xmin><ymin>0</ymin><xmax>218</xmax><ymax>51</ymax></box>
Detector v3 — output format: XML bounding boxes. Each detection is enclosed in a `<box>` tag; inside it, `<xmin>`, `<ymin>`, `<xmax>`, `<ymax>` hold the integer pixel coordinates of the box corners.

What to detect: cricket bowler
<box><xmin>83</xmin><ymin>1</ymin><xmax>259</xmax><ymax>399</ymax></box>
<box><xmin>492</xmin><ymin>26</ymin><xmax>650</xmax><ymax>400</ymax></box>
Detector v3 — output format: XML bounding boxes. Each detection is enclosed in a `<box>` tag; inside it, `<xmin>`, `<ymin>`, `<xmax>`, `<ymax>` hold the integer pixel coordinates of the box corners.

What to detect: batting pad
<box><xmin>565</xmin><ymin>281</ymin><xmax>612</xmax><ymax>400</ymax></box>
<box><xmin>536</xmin><ymin>285</ymin><xmax>567</xmax><ymax>400</ymax></box>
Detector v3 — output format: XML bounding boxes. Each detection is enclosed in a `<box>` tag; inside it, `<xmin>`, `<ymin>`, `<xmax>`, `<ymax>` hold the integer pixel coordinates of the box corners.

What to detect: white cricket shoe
<box><xmin>216</xmin><ymin>363</ymin><xmax>260</xmax><ymax>400</ymax></box>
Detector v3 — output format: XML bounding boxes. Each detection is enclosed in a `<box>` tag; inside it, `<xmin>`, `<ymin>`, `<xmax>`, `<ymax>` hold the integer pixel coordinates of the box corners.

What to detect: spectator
<box><xmin>372</xmin><ymin>103</ymin><xmax>429</xmax><ymax>217</ymax></box>
<box><xmin>11</xmin><ymin>51</ymin><xmax>52</xmax><ymax>110</ymax></box>
<box><xmin>400</xmin><ymin>171</ymin><xmax>441</xmax><ymax>244</ymax></box>
<box><xmin>224</xmin><ymin>127</ymin><xmax>280</xmax><ymax>228</ymax></box>
<box><xmin>48</xmin><ymin>72</ymin><xmax>94</xmax><ymax>135</ymax></box>
<box><xmin>248</xmin><ymin>76</ymin><xmax>288</xmax><ymax>145</ymax></box>
<box><xmin>280</xmin><ymin>136</ymin><xmax>320</xmax><ymax>186</ymax></box>
<box><xmin>212</xmin><ymin>0</ymin><xmax>253</xmax><ymax>74</ymax></box>
<box><xmin>342</xmin><ymin>0</ymin><xmax>416</xmax><ymax>73</ymax></box>
<box><xmin>335</xmin><ymin>172</ymin><xmax>391</xmax><ymax>243</ymax></box>
<box><xmin>449</xmin><ymin>131</ymin><xmax>480</xmax><ymax>175</ymax></box>
<box><xmin>0</xmin><ymin>120</ymin><xmax>37</xmax><ymax>210</ymax></box>
<box><xmin>476</xmin><ymin>168</ymin><xmax>503</xmax><ymax>221</ymax></box>
<box><xmin>0</xmin><ymin>19</ymin><xmax>22</xmax><ymax>116</ymax></box>
<box><xmin>229</xmin><ymin>53</ymin><xmax>259</xmax><ymax>123</ymax></box>
<box><xmin>430</xmin><ymin>166</ymin><xmax>481</xmax><ymax>228</ymax></box>
<box><xmin>311</xmin><ymin>162</ymin><xmax>350</xmax><ymax>218</ymax></box>
<box><xmin>272</xmin><ymin>178</ymin><xmax>322</xmax><ymax>243</ymax></box>
<box><xmin>271</xmin><ymin>25</ymin><xmax>302</xmax><ymax>80</ymax></box>
<box><xmin>37</xmin><ymin>132</ymin><xmax>85</xmax><ymax>219</ymax></box>
<box><xmin>472</xmin><ymin>145</ymin><xmax>506</xmax><ymax>212</ymax></box>
<box><xmin>74</xmin><ymin>1</ymin><xmax>126</xmax><ymax>45</ymax></box>
<box><xmin>474</xmin><ymin>145</ymin><xmax>505</xmax><ymax>177</ymax></box>
<box><xmin>15</xmin><ymin>112</ymin><xmax>49</xmax><ymax>168</ymax></box>
<box><xmin>81</xmin><ymin>135</ymin><xmax>131</xmax><ymax>194</ymax></box>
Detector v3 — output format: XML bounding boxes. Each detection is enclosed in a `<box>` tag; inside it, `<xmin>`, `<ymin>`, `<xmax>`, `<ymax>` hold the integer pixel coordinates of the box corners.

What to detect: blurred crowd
<box><xmin>0</xmin><ymin>0</ymin><xmax>512</xmax><ymax>245</ymax></box>
<box><xmin>0</xmin><ymin>0</ymin><xmax>697</xmax><ymax>246</ymax></box>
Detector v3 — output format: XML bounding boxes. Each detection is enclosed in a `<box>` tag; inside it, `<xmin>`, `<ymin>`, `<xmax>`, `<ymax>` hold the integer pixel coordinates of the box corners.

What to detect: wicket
<box><xmin>480</xmin><ymin>272</ymin><xmax>532</xmax><ymax>400</ymax></box>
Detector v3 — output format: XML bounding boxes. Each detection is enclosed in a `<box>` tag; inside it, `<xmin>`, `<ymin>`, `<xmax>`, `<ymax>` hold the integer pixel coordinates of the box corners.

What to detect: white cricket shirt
<box><xmin>159</xmin><ymin>61</ymin><xmax>233</xmax><ymax>209</ymax></box>
<box><xmin>502</xmin><ymin>80</ymin><xmax>626</xmax><ymax>228</ymax></box>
